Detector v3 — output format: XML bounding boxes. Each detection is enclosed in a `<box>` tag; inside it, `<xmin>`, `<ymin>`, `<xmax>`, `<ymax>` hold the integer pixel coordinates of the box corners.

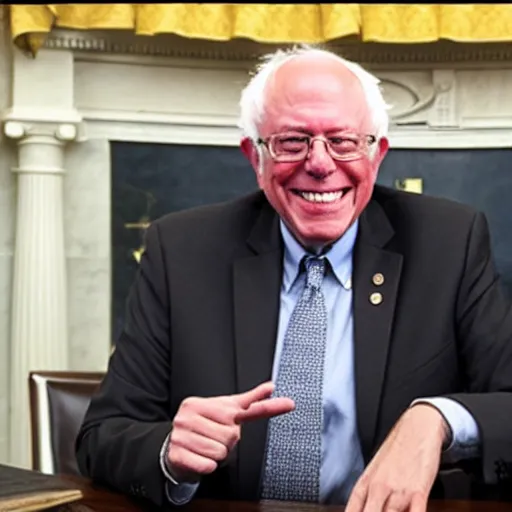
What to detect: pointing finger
<box><xmin>235</xmin><ymin>397</ymin><xmax>295</xmax><ymax>424</ymax></box>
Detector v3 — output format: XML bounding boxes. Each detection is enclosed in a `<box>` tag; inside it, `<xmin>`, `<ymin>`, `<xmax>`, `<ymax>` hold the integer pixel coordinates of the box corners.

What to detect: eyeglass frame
<box><xmin>256</xmin><ymin>132</ymin><xmax>377</xmax><ymax>163</ymax></box>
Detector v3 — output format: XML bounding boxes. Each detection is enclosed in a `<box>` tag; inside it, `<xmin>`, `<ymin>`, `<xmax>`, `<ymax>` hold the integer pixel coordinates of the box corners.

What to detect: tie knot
<box><xmin>305</xmin><ymin>257</ymin><xmax>326</xmax><ymax>290</ymax></box>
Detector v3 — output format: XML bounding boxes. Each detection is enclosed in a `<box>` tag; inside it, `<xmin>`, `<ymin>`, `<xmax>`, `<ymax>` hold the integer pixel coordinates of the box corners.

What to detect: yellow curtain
<box><xmin>10</xmin><ymin>4</ymin><xmax>512</xmax><ymax>56</ymax></box>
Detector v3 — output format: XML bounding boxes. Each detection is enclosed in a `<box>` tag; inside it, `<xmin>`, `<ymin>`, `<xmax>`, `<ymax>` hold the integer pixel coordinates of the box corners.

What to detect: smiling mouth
<box><xmin>292</xmin><ymin>188</ymin><xmax>351</xmax><ymax>203</ymax></box>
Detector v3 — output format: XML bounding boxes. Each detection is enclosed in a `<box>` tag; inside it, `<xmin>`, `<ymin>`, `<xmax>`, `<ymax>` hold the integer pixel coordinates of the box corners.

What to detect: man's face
<box><xmin>241</xmin><ymin>56</ymin><xmax>388</xmax><ymax>249</ymax></box>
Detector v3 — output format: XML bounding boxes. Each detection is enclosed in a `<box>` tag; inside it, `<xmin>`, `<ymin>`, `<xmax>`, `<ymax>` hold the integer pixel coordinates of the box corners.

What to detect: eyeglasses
<box><xmin>257</xmin><ymin>132</ymin><xmax>377</xmax><ymax>163</ymax></box>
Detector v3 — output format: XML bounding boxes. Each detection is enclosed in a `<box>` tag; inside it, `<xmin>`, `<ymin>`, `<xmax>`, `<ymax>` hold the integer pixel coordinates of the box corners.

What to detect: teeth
<box><xmin>300</xmin><ymin>191</ymin><xmax>344</xmax><ymax>203</ymax></box>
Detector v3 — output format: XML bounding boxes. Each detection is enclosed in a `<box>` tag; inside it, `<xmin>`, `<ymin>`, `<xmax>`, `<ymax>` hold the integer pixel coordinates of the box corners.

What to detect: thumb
<box><xmin>233</xmin><ymin>381</ymin><xmax>274</xmax><ymax>410</ymax></box>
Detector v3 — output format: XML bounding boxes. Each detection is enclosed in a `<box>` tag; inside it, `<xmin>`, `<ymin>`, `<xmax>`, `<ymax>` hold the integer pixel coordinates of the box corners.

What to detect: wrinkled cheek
<box><xmin>271</xmin><ymin>165</ymin><xmax>297</xmax><ymax>184</ymax></box>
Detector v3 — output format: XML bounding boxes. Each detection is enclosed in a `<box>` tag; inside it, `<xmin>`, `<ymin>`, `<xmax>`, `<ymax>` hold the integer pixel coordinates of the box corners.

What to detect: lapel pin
<box><xmin>370</xmin><ymin>292</ymin><xmax>383</xmax><ymax>305</ymax></box>
<box><xmin>372</xmin><ymin>273</ymin><xmax>384</xmax><ymax>286</ymax></box>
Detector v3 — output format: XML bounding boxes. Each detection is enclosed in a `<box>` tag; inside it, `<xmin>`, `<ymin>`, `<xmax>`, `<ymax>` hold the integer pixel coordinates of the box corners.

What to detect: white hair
<box><xmin>238</xmin><ymin>44</ymin><xmax>391</xmax><ymax>165</ymax></box>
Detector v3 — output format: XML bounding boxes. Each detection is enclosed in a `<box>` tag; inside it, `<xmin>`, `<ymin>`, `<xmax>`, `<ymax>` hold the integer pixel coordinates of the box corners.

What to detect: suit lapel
<box><xmin>353</xmin><ymin>198</ymin><xmax>403</xmax><ymax>460</ymax></box>
<box><xmin>233</xmin><ymin>200</ymin><xmax>283</xmax><ymax>500</ymax></box>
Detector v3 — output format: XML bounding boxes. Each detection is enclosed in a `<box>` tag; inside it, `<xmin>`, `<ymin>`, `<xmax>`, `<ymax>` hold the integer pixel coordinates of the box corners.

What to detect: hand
<box><xmin>346</xmin><ymin>404</ymin><xmax>450</xmax><ymax>512</ymax></box>
<box><xmin>167</xmin><ymin>381</ymin><xmax>294</xmax><ymax>482</ymax></box>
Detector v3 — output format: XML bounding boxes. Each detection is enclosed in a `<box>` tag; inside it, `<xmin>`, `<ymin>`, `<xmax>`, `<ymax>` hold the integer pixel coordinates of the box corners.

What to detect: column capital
<box><xmin>2</xmin><ymin>107</ymin><xmax>83</xmax><ymax>143</ymax></box>
<box><xmin>3</xmin><ymin>107</ymin><xmax>84</xmax><ymax>176</ymax></box>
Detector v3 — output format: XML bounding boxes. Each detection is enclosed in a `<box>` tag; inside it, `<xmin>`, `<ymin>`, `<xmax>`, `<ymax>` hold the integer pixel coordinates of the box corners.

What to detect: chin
<box><xmin>298</xmin><ymin>232</ymin><xmax>343</xmax><ymax>250</ymax></box>
<box><xmin>289</xmin><ymin>215</ymin><xmax>355</xmax><ymax>248</ymax></box>
<box><xmin>305</xmin><ymin>225</ymin><xmax>352</xmax><ymax>245</ymax></box>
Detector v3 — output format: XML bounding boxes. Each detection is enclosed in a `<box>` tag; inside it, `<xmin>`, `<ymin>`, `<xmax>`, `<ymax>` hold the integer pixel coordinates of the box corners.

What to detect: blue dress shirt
<box><xmin>164</xmin><ymin>219</ymin><xmax>481</xmax><ymax>505</ymax></box>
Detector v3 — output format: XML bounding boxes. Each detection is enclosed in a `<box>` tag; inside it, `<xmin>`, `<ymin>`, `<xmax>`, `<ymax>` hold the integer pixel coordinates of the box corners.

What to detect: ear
<box><xmin>373</xmin><ymin>136</ymin><xmax>389</xmax><ymax>167</ymax></box>
<box><xmin>240</xmin><ymin>137</ymin><xmax>261</xmax><ymax>172</ymax></box>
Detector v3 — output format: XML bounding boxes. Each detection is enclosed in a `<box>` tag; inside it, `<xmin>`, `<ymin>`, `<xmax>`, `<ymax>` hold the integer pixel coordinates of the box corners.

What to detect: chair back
<box><xmin>29</xmin><ymin>371</ymin><xmax>104</xmax><ymax>475</ymax></box>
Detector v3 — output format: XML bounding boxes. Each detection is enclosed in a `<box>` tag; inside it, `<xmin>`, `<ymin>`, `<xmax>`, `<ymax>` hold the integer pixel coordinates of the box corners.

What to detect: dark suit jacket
<box><xmin>76</xmin><ymin>185</ymin><xmax>512</xmax><ymax>507</ymax></box>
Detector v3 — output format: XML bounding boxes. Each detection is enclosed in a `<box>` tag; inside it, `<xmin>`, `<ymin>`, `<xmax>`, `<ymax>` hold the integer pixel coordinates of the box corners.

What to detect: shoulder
<box><xmin>372</xmin><ymin>184</ymin><xmax>481</xmax><ymax>228</ymax></box>
<box><xmin>145</xmin><ymin>190</ymin><xmax>268</xmax><ymax>248</ymax></box>
<box><xmin>369</xmin><ymin>185</ymin><xmax>489</xmax><ymax>257</ymax></box>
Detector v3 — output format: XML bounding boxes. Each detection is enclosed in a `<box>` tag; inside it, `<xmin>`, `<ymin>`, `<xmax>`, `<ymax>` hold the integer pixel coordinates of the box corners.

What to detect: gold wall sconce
<box><xmin>394</xmin><ymin>178</ymin><xmax>423</xmax><ymax>194</ymax></box>
<box><xmin>124</xmin><ymin>221</ymin><xmax>151</xmax><ymax>264</ymax></box>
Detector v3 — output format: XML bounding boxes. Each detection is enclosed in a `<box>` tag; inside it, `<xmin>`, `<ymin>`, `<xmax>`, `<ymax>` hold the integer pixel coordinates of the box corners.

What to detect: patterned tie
<box><xmin>261</xmin><ymin>257</ymin><xmax>327</xmax><ymax>502</ymax></box>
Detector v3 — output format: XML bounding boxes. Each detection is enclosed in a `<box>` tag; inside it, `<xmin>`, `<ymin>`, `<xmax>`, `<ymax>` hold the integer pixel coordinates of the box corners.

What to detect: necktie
<box><xmin>261</xmin><ymin>257</ymin><xmax>327</xmax><ymax>502</ymax></box>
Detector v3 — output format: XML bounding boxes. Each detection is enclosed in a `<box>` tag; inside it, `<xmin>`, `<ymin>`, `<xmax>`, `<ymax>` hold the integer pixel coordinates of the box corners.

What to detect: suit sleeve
<box><xmin>445</xmin><ymin>211</ymin><xmax>512</xmax><ymax>485</ymax></box>
<box><xmin>76</xmin><ymin>221</ymin><xmax>174</xmax><ymax>507</ymax></box>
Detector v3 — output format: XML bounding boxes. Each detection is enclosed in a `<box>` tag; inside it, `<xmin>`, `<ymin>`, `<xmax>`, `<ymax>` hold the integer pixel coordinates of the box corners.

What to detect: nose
<box><xmin>304</xmin><ymin>139</ymin><xmax>336</xmax><ymax>179</ymax></box>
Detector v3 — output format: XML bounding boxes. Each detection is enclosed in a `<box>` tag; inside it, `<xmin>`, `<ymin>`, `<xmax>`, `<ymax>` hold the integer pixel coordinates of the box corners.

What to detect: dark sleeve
<box><xmin>76</xmin><ymin>221</ymin><xmax>174</xmax><ymax>507</ymax></box>
<box><xmin>445</xmin><ymin>211</ymin><xmax>512</xmax><ymax>485</ymax></box>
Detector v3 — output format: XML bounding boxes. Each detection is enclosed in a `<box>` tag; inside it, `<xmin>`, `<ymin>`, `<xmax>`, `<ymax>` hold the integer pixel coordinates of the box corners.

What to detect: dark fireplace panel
<box><xmin>111</xmin><ymin>141</ymin><xmax>258</xmax><ymax>343</ymax></box>
<box><xmin>111</xmin><ymin>142</ymin><xmax>512</xmax><ymax>343</ymax></box>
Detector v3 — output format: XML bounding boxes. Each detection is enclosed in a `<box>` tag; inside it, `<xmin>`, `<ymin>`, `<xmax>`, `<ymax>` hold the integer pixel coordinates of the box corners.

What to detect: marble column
<box><xmin>4</xmin><ymin>120</ymin><xmax>78</xmax><ymax>468</ymax></box>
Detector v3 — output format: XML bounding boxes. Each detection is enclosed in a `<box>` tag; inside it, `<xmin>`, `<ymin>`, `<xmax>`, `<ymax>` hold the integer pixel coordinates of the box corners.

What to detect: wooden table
<box><xmin>53</xmin><ymin>476</ymin><xmax>512</xmax><ymax>512</ymax></box>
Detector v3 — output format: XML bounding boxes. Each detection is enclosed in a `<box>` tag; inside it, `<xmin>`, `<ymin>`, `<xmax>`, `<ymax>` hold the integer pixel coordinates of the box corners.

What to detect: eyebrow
<box><xmin>276</xmin><ymin>125</ymin><xmax>360</xmax><ymax>135</ymax></box>
<box><xmin>275</xmin><ymin>126</ymin><xmax>311</xmax><ymax>134</ymax></box>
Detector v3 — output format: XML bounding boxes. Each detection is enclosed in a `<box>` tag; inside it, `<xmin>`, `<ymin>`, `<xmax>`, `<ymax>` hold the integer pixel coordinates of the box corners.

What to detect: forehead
<box><xmin>261</xmin><ymin>54</ymin><xmax>372</xmax><ymax>133</ymax></box>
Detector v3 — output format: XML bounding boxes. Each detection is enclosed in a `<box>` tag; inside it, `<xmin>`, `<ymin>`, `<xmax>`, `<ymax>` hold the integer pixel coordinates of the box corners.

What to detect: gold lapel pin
<box><xmin>370</xmin><ymin>292</ymin><xmax>383</xmax><ymax>305</ymax></box>
<box><xmin>372</xmin><ymin>273</ymin><xmax>384</xmax><ymax>286</ymax></box>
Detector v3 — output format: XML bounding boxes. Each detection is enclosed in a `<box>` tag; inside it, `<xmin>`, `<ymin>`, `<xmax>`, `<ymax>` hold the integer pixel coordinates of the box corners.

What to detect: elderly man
<box><xmin>76</xmin><ymin>45</ymin><xmax>512</xmax><ymax>511</ymax></box>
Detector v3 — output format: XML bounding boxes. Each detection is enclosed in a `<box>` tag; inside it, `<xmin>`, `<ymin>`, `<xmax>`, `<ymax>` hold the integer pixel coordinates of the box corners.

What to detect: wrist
<box><xmin>408</xmin><ymin>403</ymin><xmax>451</xmax><ymax>447</ymax></box>
<box><xmin>162</xmin><ymin>439</ymin><xmax>200</xmax><ymax>484</ymax></box>
<box><xmin>160</xmin><ymin>433</ymin><xmax>192</xmax><ymax>485</ymax></box>
<box><xmin>166</xmin><ymin>459</ymin><xmax>199</xmax><ymax>484</ymax></box>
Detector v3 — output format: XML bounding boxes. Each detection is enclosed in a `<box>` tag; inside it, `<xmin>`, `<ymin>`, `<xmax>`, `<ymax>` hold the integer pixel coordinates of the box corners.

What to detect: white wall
<box><xmin>0</xmin><ymin>7</ymin><xmax>16</xmax><ymax>463</ymax></box>
<box><xmin>64</xmin><ymin>139</ymin><xmax>111</xmax><ymax>371</ymax></box>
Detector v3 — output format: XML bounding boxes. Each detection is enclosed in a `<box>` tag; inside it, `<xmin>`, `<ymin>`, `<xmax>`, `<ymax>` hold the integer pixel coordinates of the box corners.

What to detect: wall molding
<box><xmin>83</xmin><ymin>115</ymin><xmax>512</xmax><ymax>149</ymax></box>
<box><xmin>45</xmin><ymin>29</ymin><xmax>512</xmax><ymax>67</ymax></box>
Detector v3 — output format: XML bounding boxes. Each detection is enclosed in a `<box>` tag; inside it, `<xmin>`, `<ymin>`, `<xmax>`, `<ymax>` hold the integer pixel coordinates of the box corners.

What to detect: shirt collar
<box><xmin>280</xmin><ymin>219</ymin><xmax>358</xmax><ymax>293</ymax></box>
